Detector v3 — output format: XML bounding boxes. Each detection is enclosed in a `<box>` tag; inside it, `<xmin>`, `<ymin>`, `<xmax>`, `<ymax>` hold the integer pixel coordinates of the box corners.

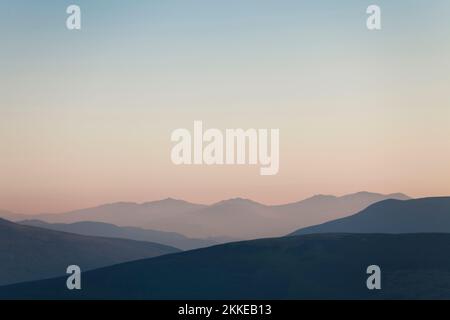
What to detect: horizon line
<box><xmin>0</xmin><ymin>191</ymin><xmax>418</xmax><ymax>215</ymax></box>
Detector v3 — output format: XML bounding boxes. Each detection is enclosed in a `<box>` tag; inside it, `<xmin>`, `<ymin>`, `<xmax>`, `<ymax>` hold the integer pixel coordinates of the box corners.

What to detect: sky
<box><xmin>1</xmin><ymin>0</ymin><xmax>449</xmax><ymax>213</ymax></box>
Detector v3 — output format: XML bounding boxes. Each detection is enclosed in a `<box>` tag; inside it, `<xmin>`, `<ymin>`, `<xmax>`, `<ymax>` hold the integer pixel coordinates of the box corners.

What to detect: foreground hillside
<box><xmin>290</xmin><ymin>197</ymin><xmax>450</xmax><ymax>236</ymax></box>
<box><xmin>0</xmin><ymin>218</ymin><xmax>179</xmax><ymax>286</ymax></box>
<box><xmin>2</xmin><ymin>233</ymin><xmax>450</xmax><ymax>299</ymax></box>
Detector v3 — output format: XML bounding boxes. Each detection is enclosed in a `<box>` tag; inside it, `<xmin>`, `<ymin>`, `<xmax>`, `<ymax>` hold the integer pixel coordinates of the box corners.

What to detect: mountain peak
<box><xmin>212</xmin><ymin>198</ymin><xmax>264</xmax><ymax>207</ymax></box>
<box><xmin>385</xmin><ymin>193</ymin><xmax>410</xmax><ymax>200</ymax></box>
<box><xmin>142</xmin><ymin>198</ymin><xmax>199</xmax><ymax>206</ymax></box>
<box><xmin>100</xmin><ymin>201</ymin><xmax>138</xmax><ymax>208</ymax></box>
<box><xmin>299</xmin><ymin>194</ymin><xmax>338</xmax><ymax>203</ymax></box>
<box><xmin>350</xmin><ymin>191</ymin><xmax>377</xmax><ymax>196</ymax></box>
<box><xmin>339</xmin><ymin>191</ymin><xmax>411</xmax><ymax>201</ymax></box>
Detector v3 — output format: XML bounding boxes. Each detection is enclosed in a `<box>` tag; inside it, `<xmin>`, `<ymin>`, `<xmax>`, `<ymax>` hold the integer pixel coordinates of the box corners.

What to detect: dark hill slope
<box><xmin>0</xmin><ymin>218</ymin><xmax>179</xmax><ymax>286</ymax></box>
<box><xmin>290</xmin><ymin>197</ymin><xmax>450</xmax><ymax>236</ymax></box>
<box><xmin>2</xmin><ymin>233</ymin><xmax>450</xmax><ymax>299</ymax></box>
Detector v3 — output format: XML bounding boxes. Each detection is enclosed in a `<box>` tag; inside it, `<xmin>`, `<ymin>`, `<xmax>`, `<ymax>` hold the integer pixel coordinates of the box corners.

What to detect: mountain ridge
<box><xmin>0</xmin><ymin>192</ymin><xmax>411</xmax><ymax>239</ymax></box>
<box><xmin>289</xmin><ymin>196</ymin><xmax>450</xmax><ymax>236</ymax></box>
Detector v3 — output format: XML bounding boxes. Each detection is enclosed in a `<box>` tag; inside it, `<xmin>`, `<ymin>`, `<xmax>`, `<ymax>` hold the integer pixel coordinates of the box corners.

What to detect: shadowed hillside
<box><xmin>2</xmin><ymin>233</ymin><xmax>450</xmax><ymax>300</ymax></box>
<box><xmin>0</xmin><ymin>218</ymin><xmax>179</xmax><ymax>286</ymax></box>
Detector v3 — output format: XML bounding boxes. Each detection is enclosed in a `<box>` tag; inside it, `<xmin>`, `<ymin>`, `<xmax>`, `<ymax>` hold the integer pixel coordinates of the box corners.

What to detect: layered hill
<box><xmin>1</xmin><ymin>192</ymin><xmax>410</xmax><ymax>239</ymax></box>
<box><xmin>19</xmin><ymin>220</ymin><xmax>218</xmax><ymax>250</ymax></box>
<box><xmin>290</xmin><ymin>197</ymin><xmax>450</xmax><ymax>236</ymax></box>
<box><xmin>0</xmin><ymin>218</ymin><xmax>179</xmax><ymax>286</ymax></box>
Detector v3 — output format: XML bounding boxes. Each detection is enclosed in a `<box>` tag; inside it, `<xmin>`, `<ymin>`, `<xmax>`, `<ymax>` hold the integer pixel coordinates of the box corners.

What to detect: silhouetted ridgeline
<box><xmin>290</xmin><ymin>197</ymin><xmax>450</xmax><ymax>236</ymax></box>
<box><xmin>2</xmin><ymin>233</ymin><xmax>450</xmax><ymax>299</ymax></box>
<box><xmin>0</xmin><ymin>192</ymin><xmax>410</xmax><ymax>239</ymax></box>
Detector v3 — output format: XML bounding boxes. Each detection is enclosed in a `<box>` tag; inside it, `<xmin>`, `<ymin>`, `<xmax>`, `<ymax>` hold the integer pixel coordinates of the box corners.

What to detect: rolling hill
<box><xmin>290</xmin><ymin>197</ymin><xmax>450</xmax><ymax>236</ymax></box>
<box><xmin>0</xmin><ymin>218</ymin><xmax>179</xmax><ymax>286</ymax></box>
<box><xmin>0</xmin><ymin>210</ymin><xmax>26</xmax><ymax>222</ymax></box>
<box><xmin>2</xmin><ymin>233</ymin><xmax>450</xmax><ymax>299</ymax></box>
<box><xmin>19</xmin><ymin>220</ymin><xmax>218</xmax><ymax>250</ymax></box>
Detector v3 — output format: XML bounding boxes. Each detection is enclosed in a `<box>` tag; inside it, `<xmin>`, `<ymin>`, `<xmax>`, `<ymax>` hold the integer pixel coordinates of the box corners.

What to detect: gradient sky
<box><xmin>1</xmin><ymin>0</ymin><xmax>449</xmax><ymax>213</ymax></box>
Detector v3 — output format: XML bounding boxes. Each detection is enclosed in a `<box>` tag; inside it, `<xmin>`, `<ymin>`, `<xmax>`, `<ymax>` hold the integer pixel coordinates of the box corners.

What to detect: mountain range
<box><xmin>1</xmin><ymin>196</ymin><xmax>450</xmax><ymax>298</ymax></box>
<box><xmin>0</xmin><ymin>217</ymin><xmax>179</xmax><ymax>286</ymax></box>
<box><xmin>19</xmin><ymin>220</ymin><xmax>220</xmax><ymax>251</ymax></box>
<box><xmin>1</xmin><ymin>192</ymin><xmax>410</xmax><ymax>239</ymax></box>
<box><xmin>2</xmin><ymin>233</ymin><xmax>450</xmax><ymax>299</ymax></box>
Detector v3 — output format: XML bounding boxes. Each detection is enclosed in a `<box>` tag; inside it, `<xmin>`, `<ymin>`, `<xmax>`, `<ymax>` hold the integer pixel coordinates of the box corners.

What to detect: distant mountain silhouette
<box><xmin>290</xmin><ymin>197</ymin><xmax>450</xmax><ymax>236</ymax></box>
<box><xmin>30</xmin><ymin>198</ymin><xmax>206</xmax><ymax>227</ymax></box>
<box><xmin>2</xmin><ymin>233</ymin><xmax>450</xmax><ymax>299</ymax></box>
<box><xmin>187</xmin><ymin>192</ymin><xmax>410</xmax><ymax>238</ymax></box>
<box><xmin>273</xmin><ymin>192</ymin><xmax>410</xmax><ymax>227</ymax></box>
<box><xmin>0</xmin><ymin>210</ymin><xmax>26</xmax><ymax>221</ymax></box>
<box><xmin>0</xmin><ymin>192</ymin><xmax>410</xmax><ymax>239</ymax></box>
<box><xmin>0</xmin><ymin>218</ymin><xmax>179</xmax><ymax>286</ymax></box>
<box><xmin>19</xmin><ymin>220</ymin><xmax>218</xmax><ymax>251</ymax></box>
